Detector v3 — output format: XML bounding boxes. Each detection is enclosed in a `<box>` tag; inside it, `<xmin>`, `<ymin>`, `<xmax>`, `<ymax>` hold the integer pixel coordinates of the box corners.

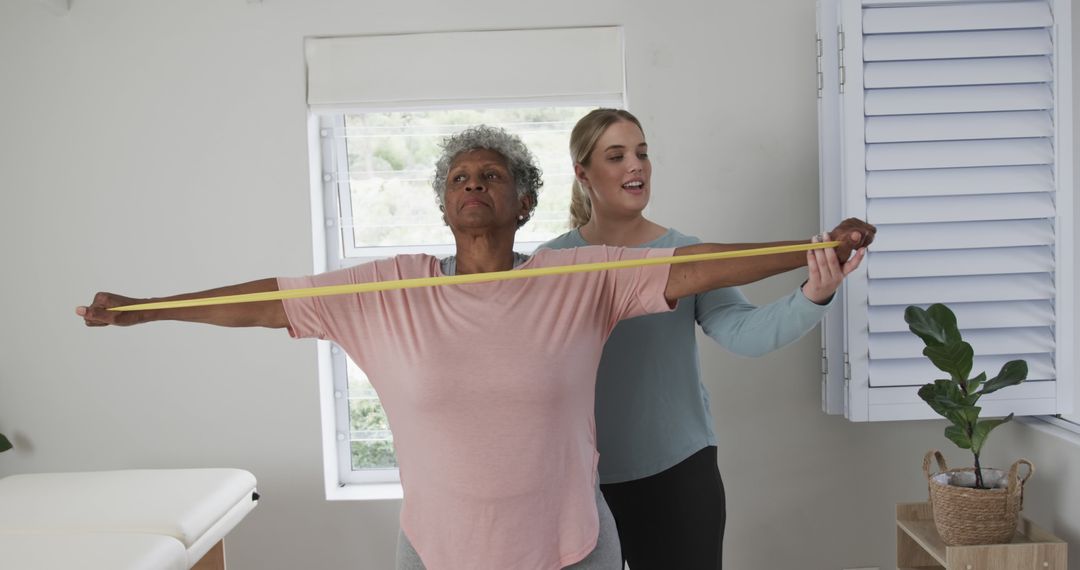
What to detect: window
<box><xmin>816</xmin><ymin>0</ymin><xmax>1074</xmax><ymax>423</ymax></box>
<box><xmin>317</xmin><ymin>105</ymin><xmax>607</xmax><ymax>484</ymax></box>
<box><xmin>304</xmin><ymin>27</ymin><xmax>625</xmax><ymax>498</ymax></box>
<box><xmin>326</xmin><ymin>108</ymin><xmax>597</xmax><ymax>259</ymax></box>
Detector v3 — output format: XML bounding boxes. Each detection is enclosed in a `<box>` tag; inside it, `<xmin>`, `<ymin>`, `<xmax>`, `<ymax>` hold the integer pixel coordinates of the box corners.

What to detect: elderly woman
<box><xmin>77</xmin><ymin>125</ymin><xmax>873</xmax><ymax>570</ymax></box>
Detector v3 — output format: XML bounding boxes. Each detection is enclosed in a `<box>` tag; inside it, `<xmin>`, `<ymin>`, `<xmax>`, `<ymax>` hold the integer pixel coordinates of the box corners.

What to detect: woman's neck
<box><xmin>579</xmin><ymin>214</ymin><xmax>667</xmax><ymax>247</ymax></box>
<box><xmin>452</xmin><ymin>230</ymin><xmax>519</xmax><ymax>274</ymax></box>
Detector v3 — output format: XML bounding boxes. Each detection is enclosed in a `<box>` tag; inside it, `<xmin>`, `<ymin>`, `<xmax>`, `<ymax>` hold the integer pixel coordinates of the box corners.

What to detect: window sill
<box><xmin>1019</xmin><ymin>416</ymin><xmax>1080</xmax><ymax>448</ymax></box>
<box><xmin>325</xmin><ymin>482</ymin><xmax>403</xmax><ymax>501</ymax></box>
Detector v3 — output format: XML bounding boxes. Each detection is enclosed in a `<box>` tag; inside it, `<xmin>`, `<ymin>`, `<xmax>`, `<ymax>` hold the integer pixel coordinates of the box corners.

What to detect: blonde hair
<box><xmin>568</xmin><ymin>108</ymin><xmax>646</xmax><ymax>228</ymax></box>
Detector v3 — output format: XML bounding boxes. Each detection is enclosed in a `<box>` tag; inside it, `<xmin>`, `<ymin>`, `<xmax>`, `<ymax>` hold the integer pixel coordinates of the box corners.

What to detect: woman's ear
<box><xmin>574</xmin><ymin>163</ymin><xmax>589</xmax><ymax>189</ymax></box>
<box><xmin>519</xmin><ymin>194</ymin><xmax>535</xmax><ymax>218</ymax></box>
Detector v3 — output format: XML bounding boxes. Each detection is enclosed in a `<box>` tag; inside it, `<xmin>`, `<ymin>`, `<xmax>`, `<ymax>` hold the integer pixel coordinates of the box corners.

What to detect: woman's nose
<box><xmin>465</xmin><ymin>181</ymin><xmax>485</xmax><ymax>192</ymax></box>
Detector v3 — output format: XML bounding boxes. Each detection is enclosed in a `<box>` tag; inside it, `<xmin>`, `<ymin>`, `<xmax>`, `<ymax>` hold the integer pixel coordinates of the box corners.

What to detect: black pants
<box><xmin>599</xmin><ymin>446</ymin><xmax>726</xmax><ymax>569</ymax></box>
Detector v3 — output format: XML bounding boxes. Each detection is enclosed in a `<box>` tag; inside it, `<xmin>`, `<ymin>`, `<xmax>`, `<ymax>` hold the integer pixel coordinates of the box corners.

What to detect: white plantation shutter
<box><xmin>818</xmin><ymin>0</ymin><xmax>1074</xmax><ymax>421</ymax></box>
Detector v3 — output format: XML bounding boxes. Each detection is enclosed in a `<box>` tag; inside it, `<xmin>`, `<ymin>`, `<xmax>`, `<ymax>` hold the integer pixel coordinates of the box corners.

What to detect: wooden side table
<box><xmin>897</xmin><ymin>502</ymin><xmax>1067</xmax><ymax>569</ymax></box>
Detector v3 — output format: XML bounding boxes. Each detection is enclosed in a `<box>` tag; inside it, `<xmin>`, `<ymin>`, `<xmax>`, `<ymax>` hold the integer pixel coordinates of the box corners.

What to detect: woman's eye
<box><xmin>485</xmin><ymin>171</ymin><xmax>500</xmax><ymax>180</ymax></box>
<box><xmin>452</xmin><ymin>174</ymin><xmax>466</xmax><ymax>183</ymax></box>
<box><xmin>608</xmin><ymin>155</ymin><xmax>623</xmax><ymax>162</ymax></box>
<box><xmin>638</xmin><ymin>152</ymin><xmax>649</xmax><ymax>159</ymax></box>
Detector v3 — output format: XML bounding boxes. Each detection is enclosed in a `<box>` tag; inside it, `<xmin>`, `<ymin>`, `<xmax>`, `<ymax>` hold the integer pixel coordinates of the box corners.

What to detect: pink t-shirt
<box><xmin>278</xmin><ymin>246</ymin><xmax>675</xmax><ymax>570</ymax></box>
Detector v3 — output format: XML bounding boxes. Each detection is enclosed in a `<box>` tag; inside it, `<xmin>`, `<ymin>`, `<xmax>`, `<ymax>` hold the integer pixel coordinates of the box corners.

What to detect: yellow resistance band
<box><xmin>110</xmin><ymin>241</ymin><xmax>841</xmax><ymax>312</ymax></box>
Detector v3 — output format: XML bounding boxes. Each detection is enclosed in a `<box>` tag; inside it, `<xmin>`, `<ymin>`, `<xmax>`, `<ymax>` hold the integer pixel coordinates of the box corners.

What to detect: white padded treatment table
<box><xmin>0</xmin><ymin>468</ymin><xmax>259</xmax><ymax>570</ymax></box>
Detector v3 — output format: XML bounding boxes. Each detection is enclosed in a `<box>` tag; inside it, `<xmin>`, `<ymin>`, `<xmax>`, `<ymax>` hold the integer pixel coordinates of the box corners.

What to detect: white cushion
<box><xmin>0</xmin><ymin>468</ymin><xmax>258</xmax><ymax>564</ymax></box>
<box><xmin>0</xmin><ymin>532</ymin><xmax>187</xmax><ymax>570</ymax></box>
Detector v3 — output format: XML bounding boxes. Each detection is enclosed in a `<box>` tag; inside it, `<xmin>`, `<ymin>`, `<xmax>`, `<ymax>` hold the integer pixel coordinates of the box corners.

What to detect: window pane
<box><xmin>341</xmin><ymin>107</ymin><xmax>586</xmax><ymax>251</ymax></box>
<box><xmin>336</xmin><ymin>105</ymin><xmax>595</xmax><ymax>472</ymax></box>
<box><xmin>350</xmin><ymin>440</ymin><xmax>398</xmax><ymax>470</ymax></box>
<box><xmin>347</xmin><ymin>359</ymin><xmax>397</xmax><ymax>469</ymax></box>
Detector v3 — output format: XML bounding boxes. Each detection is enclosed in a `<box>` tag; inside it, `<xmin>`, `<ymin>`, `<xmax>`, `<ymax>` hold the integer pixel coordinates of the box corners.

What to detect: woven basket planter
<box><xmin>922</xmin><ymin>450</ymin><xmax>1034</xmax><ymax>546</ymax></box>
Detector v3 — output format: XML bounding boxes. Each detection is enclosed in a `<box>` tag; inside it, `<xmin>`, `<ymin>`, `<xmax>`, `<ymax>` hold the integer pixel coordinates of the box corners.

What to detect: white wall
<box><xmin>0</xmin><ymin>1</ymin><xmax>1076</xmax><ymax>569</ymax></box>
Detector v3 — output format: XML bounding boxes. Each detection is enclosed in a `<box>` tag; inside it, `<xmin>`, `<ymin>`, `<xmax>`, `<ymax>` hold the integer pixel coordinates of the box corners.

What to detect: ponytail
<box><xmin>569</xmin><ymin>179</ymin><xmax>592</xmax><ymax>228</ymax></box>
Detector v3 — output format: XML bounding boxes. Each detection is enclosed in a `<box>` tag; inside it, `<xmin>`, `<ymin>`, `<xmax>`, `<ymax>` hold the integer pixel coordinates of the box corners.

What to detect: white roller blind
<box><xmin>818</xmin><ymin>0</ymin><xmax>1074</xmax><ymax>421</ymax></box>
<box><xmin>305</xmin><ymin>27</ymin><xmax>624</xmax><ymax>109</ymax></box>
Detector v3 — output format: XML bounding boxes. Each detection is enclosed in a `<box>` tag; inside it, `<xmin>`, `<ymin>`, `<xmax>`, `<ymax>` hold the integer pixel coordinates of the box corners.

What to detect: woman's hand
<box><xmin>802</xmin><ymin>231</ymin><xmax>865</xmax><ymax>304</ymax></box>
<box><xmin>829</xmin><ymin>218</ymin><xmax>877</xmax><ymax>261</ymax></box>
<box><xmin>74</xmin><ymin>278</ymin><xmax>289</xmax><ymax>329</ymax></box>
<box><xmin>76</xmin><ymin>292</ymin><xmax>146</xmax><ymax>327</ymax></box>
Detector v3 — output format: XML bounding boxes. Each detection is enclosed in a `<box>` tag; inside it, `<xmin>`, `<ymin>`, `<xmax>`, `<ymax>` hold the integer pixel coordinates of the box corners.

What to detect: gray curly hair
<box><xmin>432</xmin><ymin>125</ymin><xmax>542</xmax><ymax>228</ymax></box>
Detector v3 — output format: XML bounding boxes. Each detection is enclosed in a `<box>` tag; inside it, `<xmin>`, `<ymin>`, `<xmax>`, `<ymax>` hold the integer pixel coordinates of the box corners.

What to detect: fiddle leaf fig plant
<box><xmin>904</xmin><ymin>303</ymin><xmax>1028</xmax><ymax>489</ymax></box>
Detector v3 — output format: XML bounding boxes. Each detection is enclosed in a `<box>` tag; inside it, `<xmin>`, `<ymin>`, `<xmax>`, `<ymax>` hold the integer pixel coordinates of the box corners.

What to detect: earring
<box><xmin>518</xmin><ymin>214</ymin><xmax>525</xmax><ymax>220</ymax></box>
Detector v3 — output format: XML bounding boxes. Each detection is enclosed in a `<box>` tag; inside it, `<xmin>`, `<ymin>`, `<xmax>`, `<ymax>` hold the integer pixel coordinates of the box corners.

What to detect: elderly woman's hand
<box><xmin>802</xmin><ymin>231</ymin><xmax>866</xmax><ymax>304</ymax></box>
<box><xmin>75</xmin><ymin>292</ymin><xmax>145</xmax><ymax>327</ymax></box>
<box><xmin>829</xmin><ymin>217</ymin><xmax>876</xmax><ymax>261</ymax></box>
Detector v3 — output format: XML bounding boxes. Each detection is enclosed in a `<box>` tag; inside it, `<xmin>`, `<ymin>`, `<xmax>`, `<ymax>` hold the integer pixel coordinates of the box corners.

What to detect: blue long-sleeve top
<box><xmin>539</xmin><ymin>228</ymin><xmax>833</xmax><ymax>483</ymax></box>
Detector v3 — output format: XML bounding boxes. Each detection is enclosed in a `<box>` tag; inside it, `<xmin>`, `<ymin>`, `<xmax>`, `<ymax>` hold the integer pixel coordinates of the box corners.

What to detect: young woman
<box><xmin>540</xmin><ymin>109</ymin><xmax>870</xmax><ymax>569</ymax></box>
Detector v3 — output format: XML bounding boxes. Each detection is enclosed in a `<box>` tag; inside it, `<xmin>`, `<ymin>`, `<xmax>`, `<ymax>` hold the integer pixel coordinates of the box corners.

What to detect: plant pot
<box><xmin>922</xmin><ymin>450</ymin><xmax>1034</xmax><ymax>546</ymax></box>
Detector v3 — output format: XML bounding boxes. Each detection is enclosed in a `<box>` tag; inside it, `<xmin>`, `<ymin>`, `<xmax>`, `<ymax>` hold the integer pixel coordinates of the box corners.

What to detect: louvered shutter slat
<box><xmin>866</xmin><ymin>111</ymin><xmax>1053</xmax><ymax>143</ymax></box>
<box><xmin>868</xmin><ymin>247</ymin><xmax>1054</xmax><ymax>279</ymax></box>
<box><xmin>864</xmin><ymin>29</ymin><xmax>1052</xmax><ymax>61</ymax></box>
<box><xmin>865</xmin><ymin>84</ymin><xmax>1053</xmax><ymax>116</ymax></box>
<box><xmin>862</xmin><ymin>2</ymin><xmax>1052</xmax><ymax>33</ymax></box>
<box><xmin>871</xmin><ymin>220</ymin><xmax>1053</xmax><ymax>252</ymax></box>
<box><xmin>866</xmin><ymin>139</ymin><xmax>1053</xmax><ymax>170</ymax></box>
<box><xmin>867</xmin><ymin>381</ymin><xmax>1056</xmax><ymax>406</ymax></box>
<box><xmin>865</xmin><ymin>56</ymin><xmax>1052</xmax><ymax>88</ymax></box>
<box><xmin>868</xmin><ymin>193</ymin><xmax>1054</xmax><ymax>224</ymax></box>
<box><xmin>868</xmin><ymin>300</ymin><xmax>1055</xmax><ymax>332</ymax></box>
<box><xmin>869</xmin><ymin>274</ymin><xmax>1053</xmax><ymax>305</ymax></box>
<box><xmin>869</xmin><ymin>327</ymin><xmax>1053</xmax><ymax>360</ymax></box>
<box><xmin>867</xmin><ymin>165</ymin><xmax>1054</xmax><ymax>198</ymax></box>
<box><xmin>869</xmin><ymin>354</ymin><xmax>1055</xmax><ymax>387</ymax></box>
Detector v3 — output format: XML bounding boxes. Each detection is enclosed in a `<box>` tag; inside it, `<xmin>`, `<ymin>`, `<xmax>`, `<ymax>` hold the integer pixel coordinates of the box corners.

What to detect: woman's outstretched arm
<box><xmin>75</xmin><ymin>278</ymin><xmax>289</xmax><ymax>329</ymax></box>
<box><xmin>664</xmin><ymin>218</ymin><xmax>875</xmax><ymax>302</ymax></box>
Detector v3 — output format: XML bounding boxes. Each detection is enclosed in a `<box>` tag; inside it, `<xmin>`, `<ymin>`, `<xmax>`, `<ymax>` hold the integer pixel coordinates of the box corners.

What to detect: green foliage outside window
<box><xmin>339</xmin><ymin>106</ymin><xmax>591</xmax><ymax>471</ymax></box>
<box><xmin>343</xmin><ymin>107</ymin><xmax>584</xmax><ymax>248</ymax></box>
<box><xmin>350</xmin><ymin>397</ymin><xmax>396</xmax><ymax>469</ymax></box>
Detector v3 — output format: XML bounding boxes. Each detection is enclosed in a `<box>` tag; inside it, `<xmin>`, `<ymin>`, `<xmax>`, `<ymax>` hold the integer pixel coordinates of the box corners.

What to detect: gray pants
<box><xmin>396</xmin><ymin>487</ymin><xmax>622</xmax><ymax>569</ymax></box>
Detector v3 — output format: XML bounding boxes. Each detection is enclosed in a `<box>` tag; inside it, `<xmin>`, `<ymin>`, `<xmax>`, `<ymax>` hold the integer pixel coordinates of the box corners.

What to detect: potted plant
<box><xmin>904</xmin><ymin>303</ymin><xmax>1034</xmax><ymax>545</ymax></box>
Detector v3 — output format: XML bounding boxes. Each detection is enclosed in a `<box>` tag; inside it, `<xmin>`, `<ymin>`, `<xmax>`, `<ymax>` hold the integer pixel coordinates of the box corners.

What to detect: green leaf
<box><xmin>945</xmin><ymin>424</ymin><xmax>972</xmax><ymax>450</ymax></box>
<box><xmin>971</xmin><ymin>414</ymin><xmax>1013</xmax><ymax>455</ymax></box>
<box><xmin>967</xmin><ymin>372</ymin><xmax>987</xmax><ymax>395</ymax></box>
<box><xmin>927</xmin><ymin>304</ymin><xmax>963</xmax><ymax>344</ymax></box>
<box><xmin>905</xmin><ymin>305</ymin><xmax>948</xmax><ymax>347</ymax></box>
<box><xmin>980</xmin><ymin>360</ymin><xmax>1028</xmax><ymax>396</ymax></box>
<box><xmin>918</xmin><ymin>380</ymin><xmax>965</xmax><ymax>419</ymax></box>
<box><xmin>954</xmin><ymin>406</ymin><xmax>981</xmax><ymax>428</ymax></box>
<box><xmin>0</xmin><ymin>433</ymin><xmax>11</xmax><ymax>453</ymax></box>
<box><xmin>923</xmin><ymin>341</ymin><xmax>974</xmax><ymax>381</ymax></box>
